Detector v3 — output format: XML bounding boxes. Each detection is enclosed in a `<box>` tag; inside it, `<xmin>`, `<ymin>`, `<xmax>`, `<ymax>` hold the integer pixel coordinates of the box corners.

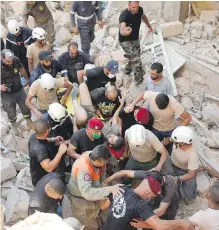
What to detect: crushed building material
<box><xmin>15</xmin><ymin>167</ymin><xmax>34</xmax><ymax>192</ymax></box>
<box><xmin>5</xmin><ymin>186</ymin><xmax>29</xmax><ymax>223</ymax></box>
<box><xmin>0</xmin><ymin>157</ymin><xmax>17</xmax><ymax>183</ymax></box>
<box><xmin>160</xmin><ymin>21</ymin><xmax>184</xmax><ymax>38</ymax></box>
<box><xmin>196</xmin><ymin>171</ymin><xmax>211</xmax><ymax>198</ymax></box>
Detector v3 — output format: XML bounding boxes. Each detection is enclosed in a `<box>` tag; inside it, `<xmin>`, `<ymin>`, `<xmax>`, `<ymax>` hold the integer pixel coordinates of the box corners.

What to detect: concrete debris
<box><xmin>111</xmin><ymin>49</ymin><xmax>128</xmax><ymax>65</ymax></box>
<box><xmin>15</xmin><ymin>167</ymin><xmax>34</xmax><ymax>192</ymax></box>
<box><xmin>2</xmin><ymin>135</ymin><xmax>29</xmax><ymax>153</ymax></box>
<box><xmin>160</xmin><ymin>21</ymin><xmax>184</xmax><ymax>38</ymax></box>
<box><xmin>53</xmin><ymin>11</ymin><xmax>72</xmax><ymax>31</ymax></box>
<box><xmin>181</xmin><ymin>96</ymin><xmax>194</xmax><ymax>110</ymax></box>
<box><xmin>0</xmin><ymin>157</ymin><xmax>17</xmax><ymax>183</ymax></box>
<box><xmin>191</xmin><ymin>21</ymin><xmax>204</xmax><ymax>31</ymax></box>
<box><xmin>64</xmin><ymin>217</ymin><xmax>84</xmax><ymax>230</ymax></box>
<box><xmin>5</xmin><ymin>186</ymin><xmax>29</xmax><ymax>223</ymax></box>
<box><xmin>1</xmin><ymin>178</ymin><xmax>16</xmax><ymax>199</ymax></box>
<box><xmin>0</xmin><ymin>198</ymin><xmax>6</xmax><ymax>208</ymax></box>
<box><xmin>196</xmin><ymin>171</ymin><xmax>211</xmax><ymax>198</ymax></box>
<box><xmin>0</xmin><ymin>24</ymin><xmax>7</xmax><ymax>39</ymax></box>
<box><xmin>55</xmin><ymin>27</ymin><xmax>72</xmax><ymax>46</ymax></box>
<box><xmin>108</xmin><ymin>26</ymin><xmax>119</xmax><ymax>38</ymax></box>
<box><xmin>200</xmin><ymin>10</ymin><xmax>219</xmax><ymax>26</ymax></box>
<box><xmin>202</xmin><ymin>103</ymin><xmax>219</xmax><ymax>125</ymax></box>
<box><xmin>103</xmin><ymin>36</ymin><xmax>115</xmax><ymax>47</ymax></box>
<box><xmin>94</xmin><ymin>50</ymin><xmax>111</xmax><ymax>67</ymax></box>
<box><xmin>201</xmin><ymin>137</ymin><xmax>219</xmax><ymax>149</ymax></box>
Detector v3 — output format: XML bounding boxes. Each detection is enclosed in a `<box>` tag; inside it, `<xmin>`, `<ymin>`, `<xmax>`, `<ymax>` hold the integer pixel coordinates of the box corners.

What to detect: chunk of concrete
<box><xmin>160</xmin><ymin>21</ymin><xmax>184</xmax><ymax>38</ymax></box>
<box><xmin>0</xmin><ymin>157</ymin><xmax>17</xmax><ymax>183</ymax></box>
<box><xmin>111</xmin><ymin>49</ymin><xmax>128</xmax><ymax>65</ymax></box>
<box><xmin>108</xmin><ymin>26</ymin><xmax>119</xmax><ymax>38</ymax></box>
<box><xmin>0</xmin><ymin>198</ymin><xmax>6</xmax><ymax>208</ymax></box>
<box><xmin>196</xmin><ymin>171</ymin><xmax>211</xmax><ymax>198</ymax></box>
<box><xmin>202</xmin><ymin>103</ymin><xmax>219</xmax><ymax>125</ymax></box>
<box><xmin>2</xmin><ymin>135</ymin><xmax>29</xmax><ymax>153</ymax></box>
<box><xmin>15</xmin><ymin>167</ymin><xmax>34</xmax><ymax>192</ymax></box>
<box><xmin>55</xmin><ymin>27</ymin><xmax>72</xmax><ymax>46</ymax></box>
<box><xmin>191</xmin><ymin>21</ymin><xmax>204</xmax><ymax>31</ymax></box>
<box><xmin>181</xmin><ymin>96</ymin><xmax>194</xmax><ymax>110</ymax></box>
<box><xmin>5</xmin><ymin>186</ymin><xmax>30</xmax><ymax>223</ymax></box>
<box><xmin>104</xmin><ymin>36</ymin><xmax>115</xmax><ymax>47</ymax></box>
<box><xmin>200</xmin><ymin>10</ymin><xmax>219</xmax><ymax>25</ymax></box>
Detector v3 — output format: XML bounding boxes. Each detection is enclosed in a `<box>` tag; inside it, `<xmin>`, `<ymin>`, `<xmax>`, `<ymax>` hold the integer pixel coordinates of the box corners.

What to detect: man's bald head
<box><xmin>35</xmin><ymin>118</ymin><xmax>49</xmax><ymax>136</ymax></box>
<box><xmin>105</xmin><ymin>86</ymin><xmax>118</xmax><ymax>101</ymax></box>
<box><xmin>209</xmin><ymin>182</ymin><xmax>219</xmax><ymax>207</ymax></box>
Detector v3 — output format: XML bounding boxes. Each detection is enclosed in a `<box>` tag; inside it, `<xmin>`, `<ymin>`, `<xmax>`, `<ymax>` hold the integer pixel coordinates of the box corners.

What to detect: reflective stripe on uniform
<box><xmin>24</xmin><ymin>36</ymin><xmax>33</xmax><ymax>44</ymax></box>
<box><xmin>70</xmin><ymin>10</ymin><xmax>75</xmax><ymax>15</ymax></box>
<box><xmin>77</xmin><ymin>13</ymin><xmax>95</xmax><ymax>20</ymax></box>
<box><xmin>6</xmin><ymin>38</ymin><xmax>17</xmax><ymax>45</ymax></box>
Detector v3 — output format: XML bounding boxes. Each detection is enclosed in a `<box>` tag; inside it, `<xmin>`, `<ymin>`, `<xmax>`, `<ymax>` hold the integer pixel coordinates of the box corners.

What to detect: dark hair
<box><xmin>68</xmin><ymin>41</ymin><xmax>78</xmax><ymax>50</ymax></box>
<box><xmin>108</xmin><ymin>136</ymin><xmax>124</xmax><ymax>150</ymax></box>
<box><xmin>151</xmin><ymin>62</ymin><xmax>163</xmax><ymax>74</ymax></box>
<box><xmin>128</xmin><ymin>1</ymin><xmax>139</xmax><ymax>3</ymax></box>
<box><xmin>144</xmin><ymin>171</ymin><xmax>163</xmax><ymax>185</ymax></box>
<box><xmin>90</xmin><ymin>144</ymin><xmax>111</xmax><ymax>161</ymax></box>
<box><xmin>48</xmin><ymin>178</ymin><xmax>66</xmax><ymax>195</ymax></box>
<box><xmin>35</xmin><ymin>118</ymin><xmax>49</xmax><ymax>135</ymax></box>
<box><xmin>210</xmin><ymin>182</ymin><xmax>219</xmax><ymax>205</ymax></box>
<box><xmin>155</xmin><ymin>93</ymin><xmax>169</xmax><ymax>110</ymax></box>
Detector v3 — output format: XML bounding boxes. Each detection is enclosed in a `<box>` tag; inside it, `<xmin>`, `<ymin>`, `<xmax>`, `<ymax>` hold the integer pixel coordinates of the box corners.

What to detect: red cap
<box><xmin>88</xmin><ymin>118</ymin><xmax>104</xmax><ymax>130</ymax></box>
<box><xmin>135</xmin><ymin>108</ymin><xmax>150</xmax><ymax>125</ymax></box>
<box><xmin>147</xmin><ymin>176</ymin><xmax>162</xmax><ymax>195</ymax></box>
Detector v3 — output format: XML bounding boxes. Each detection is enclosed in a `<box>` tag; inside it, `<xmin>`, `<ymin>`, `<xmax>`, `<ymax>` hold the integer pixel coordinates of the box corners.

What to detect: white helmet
<box><xmin>48</xmin><ymin>103</ymin><xmax>67</xmax><ymax>123</ymax></box>
<box><xmin>39</xmin><ymin>73</ymin><xmax>55</xmax><ymax>92</ymax></box>
<box><xmin>171</xmin><ymin>126</ymin><xmax>194</xmax><ymax>144</ymax></box>
<box><xmin>127</xmin><ymin>124</ymin><xmax>147</xmax><ymax>146</ymax></box>
<box><xmin>8</xmin><ymin>20</ymin><xmax>20</xmax><ymax>35</ymax></box>
<box><xmin>32</xmin><ymin>27</ymin><xmax>46</xmax><ymax>40</ymax></box>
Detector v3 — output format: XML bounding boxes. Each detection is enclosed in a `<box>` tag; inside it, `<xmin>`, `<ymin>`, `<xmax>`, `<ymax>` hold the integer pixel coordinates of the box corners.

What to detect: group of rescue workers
<box><xmin>1</xmin><ymin>1</ymin><xmax>219</xmax><ymax>230</ymax></box>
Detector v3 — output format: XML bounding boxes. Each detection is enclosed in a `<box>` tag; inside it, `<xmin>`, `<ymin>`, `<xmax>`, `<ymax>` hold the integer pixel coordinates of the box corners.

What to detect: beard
<box><xmin>42</xmin><ymin>64</ymin><xmax>51</xmax><ymax>71</ymax></box>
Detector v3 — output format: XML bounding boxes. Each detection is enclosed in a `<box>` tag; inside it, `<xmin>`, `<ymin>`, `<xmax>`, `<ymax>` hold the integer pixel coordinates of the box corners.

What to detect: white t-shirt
<box><xmin>189</xmin><ymin>208</ymin><xmax>219</xmax><ymax>230</ymax></box>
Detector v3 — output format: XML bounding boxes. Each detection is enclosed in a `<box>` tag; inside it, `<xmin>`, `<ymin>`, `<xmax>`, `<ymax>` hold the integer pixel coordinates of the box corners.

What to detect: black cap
<box><xmin>39</xmin><ymin>51</ymin><xmax>51</xmax><ymax>61</ymax></box>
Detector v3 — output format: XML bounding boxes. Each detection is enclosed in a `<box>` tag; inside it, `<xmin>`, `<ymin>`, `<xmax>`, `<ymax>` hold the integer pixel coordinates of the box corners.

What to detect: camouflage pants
<box><xmin>120</xmin><ymin>39</ymin><xmax>144</xmax><ymax>83</ymax></box>
<box><xmin>39</xmin><ymin>18</ymin><xmax>55</xmax><ymax>47</ymax></box>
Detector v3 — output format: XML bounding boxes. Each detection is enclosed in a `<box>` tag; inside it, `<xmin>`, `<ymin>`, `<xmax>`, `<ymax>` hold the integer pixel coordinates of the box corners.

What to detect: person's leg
<box><xmin>119</xmin><ymin>41</ymin><xmax>133</xmax><ymax>74</ymax></box>
<box><xmin>181</xmin><ymin>177</ymin><xmax>197</xmax><ymax>203</ymax></box>
<box><xmin>1</xmin><ymin>92</ymin><xmax>19</xmax><ymax>134</ymax></box>
<box><xmin>42</xmin><ymin>18</ymin><xmax>55</xmax><ymax>47</ymax></box>
<box><xmin>79</xmin><ymin>28</ymin><xmax>91</xmax><ymax>54</ymax></box>
<box><xmin>132</xmin><ymin>39</ymin><xmax>144</xmax><ymax>83</ymax></box>
<box><xmin>123</xmin><ymin>156</ymin><xmax>139</xmax><ymax>185</ymax></box>
<box><xmin>16</xmin><ymin>88</ymin><xmax>34</xmax><ymax>130</ymax></box>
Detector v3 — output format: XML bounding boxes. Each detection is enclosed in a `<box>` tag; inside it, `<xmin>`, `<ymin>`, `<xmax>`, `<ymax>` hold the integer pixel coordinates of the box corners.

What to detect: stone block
<box><xmin>111</xmin><ymin>49</ymin><xmax>128</xmax><ymax>65</ymax></box>
<box><xmin>5</xmin><ymin>186</ymin><xmax>29</xmax><ymax>223</ymax></box>
<box><xmin>200</xmin><ymin>10</ymin><xmax>219</xmax><ymax>25</ymax></box>
<box><xmin>160</xmin><ymin>21</ymin><xmax>184</xmax><ymax>38</ymax></box>
<box><xmin>196</xmin><ymin>171</ymin><xmax>211</xmax><ymax>198</ymax></box>
<box><xmin>2</xmin><ymin>135</ymin><xmax>29</xmax><ymax>153</ymax></box>
<box><xmin>181</xmin><ymin>96</ymin><xmax>194</xmax><ymax>110</ymax></box>
<box><xmin>108</xmin><ymin>26</ymin><xmax>119</xmax><ymax>38</ymax></box>
<box><xmin>55</xmin><ymin>28</ymin><xmax>72</xmax><ymax>46</ymax></box>
<box><xmin>202</xmin><ymin>103</ymin><xmax>219</xmax><ymax>125</ymax></box>
<box><xmin>0</xmin><ymin>198</ymin><xmax>6</xmax><ymax>208</ymax></box>
<box><xmin>104</xmin><ymin>36</ymin><xmax>115</xmax><ymax>47</ymax></box>
<box><xmin>205</xmin><ymin>24</ymin><xmax>218</xmax><ymax>39</ymax></box>
<box><xmin>191</xmin><ymin>29</ymin><xmax>202</xmax><ymax>39</ymax></box>
<box><xmin>15</xmin><ymin>167</ymin><xmax>34</xmax><ymax>192</ymax></box>
<box><xmin>191</xmin><ymin>21</ymin><xmax>203</xmax><ymax>31</ymax></box>
<box><xmin>0</xmin><ymin>157</ymin><xmax>17</xmax><ymax>183</ymax></box>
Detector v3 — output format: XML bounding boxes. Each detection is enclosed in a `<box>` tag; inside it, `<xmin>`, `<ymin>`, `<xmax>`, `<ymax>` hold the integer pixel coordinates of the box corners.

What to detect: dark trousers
<box><xmin>1</xmin><ymin>88</ymin><xmax>31</xmax><ymax>121</ymax></box>
<box><xmin>79</xmin><ymin>27</ymin><xmax>95</xmax><ymax>54</ymax></box>
<box><xmin>152</xmin><ymin>128</ymin><xmax>174</xmax><ymax>155</ymax></box>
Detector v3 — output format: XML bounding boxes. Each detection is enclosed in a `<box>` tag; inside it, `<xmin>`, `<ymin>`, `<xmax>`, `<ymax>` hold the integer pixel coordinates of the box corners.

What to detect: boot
<box><xmin>134</xmin><ymin>69</ymin><xmax>145</xmax><ymax>84</ymax></box>
<box><xmin>124</xmin><ymin>62</ymin><xmax>132</xmax><ymax>74</ymax></box>
<box><xmin>10</xmin><ymin>121</ymin><xmax>20</xmax><ymax>136</ymax></box>
<box><xmin>23</xmin><ymin>119</ymin><xmax>35</xmax><ymax>131</ymax></box>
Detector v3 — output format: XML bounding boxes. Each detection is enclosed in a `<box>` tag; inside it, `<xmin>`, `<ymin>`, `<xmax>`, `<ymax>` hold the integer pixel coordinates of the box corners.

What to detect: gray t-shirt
<box><xmin>145</xmin><ymin>76</ymin><xmax>174</xmax><ymax>96</ymax></box>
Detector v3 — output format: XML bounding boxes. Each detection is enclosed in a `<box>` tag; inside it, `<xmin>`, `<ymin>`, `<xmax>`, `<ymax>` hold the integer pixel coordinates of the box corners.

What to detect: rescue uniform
<box><xmin>58</xmin><ymin>51</ymin><xmax>92</xmax><ymax>83</ymax></box>
<box><xmin>70</xmin><ymin>1</ymin><xmax>102</xmax><ymax>54</ymax></box>
<box><xmin>67</xmin><ymin>152</ymin><xmax>110</xmax><ymax>230</ymax></box>
<box><xmin>1</xmin><ymin>57</ymin><xmax>31</xmax><ymax>122</ymax></box>
<box><xmin>6</xmin><ymin>27</ymin><xmax>34</xmax><ymax>76</ymax></box>
<box><xmin>23</xmin><ymin>1</ymin><xmax>55</xmax><ymax>46</ymax></box>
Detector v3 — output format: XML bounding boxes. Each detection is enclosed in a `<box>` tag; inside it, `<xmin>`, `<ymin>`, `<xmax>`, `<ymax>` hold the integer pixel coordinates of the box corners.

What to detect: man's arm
<box><xmin>178</xmin><ymin>169</ymin><xmax>197</xmax><ymax>182</ymax></box>
<box><xmin>142</xmin><ymin>14</ymin><xmax>152</xmax><ymax>30</ymax></box>
<box><xmin>131</xmin><ymin>215</ymin><xmax>197</xmax><ymax>230</ymax></box>
<box><xmin>153</xmin><ymin>146</ymin><xmax>168</xmax><ymax>171</ymax></box>
<box><xmin>19</xmin><ymin>66</ymin><xmax>29</xmax><ymax>86</ymax></box>
<box><xmin>40</xmin><ymin>143</ymin><xmax>67</xmax><ymax>172</ymax></box>
<box><xmin>103</xmin><ymin>170</ymin><xmax>135</xmax><ymax>185</ymax></box>
<box><xmin>123</xmin><ymin>137</ymin><xmax>130</xmax><ymax>158</ymax></box>
<box><xmin>67</xmin><ymin>142</ymin><xmax>81</xmax><ymax>159</ymax></box>
<box><xmin>28</xmin><ymin>58</ymin><xmax>34</xmax><ymax>73</ymax></box>
<box><xmin>25</xmin><ymin>94</ymin><xmax>43</xmax><ymax>118</ymax></box>
<box><xmin>153</xmin><ymin>202</ymin><xmax>170</xmax><ymax>217</ymax></box>
<box><xmin>77</xmin><ymin>70</ymin><xmax>86</xmax><ymax>84</ymax></box>
<box><xmin>120</xmin><ymin>22</ymin><xmax>132</xmax><ymax>36</ymax></box>
<box><xmin>179</xmin><ymin>110</ymin><xmax>192</xmax><ymax>126</ymax></box>
<box><xmin>70</xmin><ymin>1</ymin><xmax>77</xmax><ymax>27</ymax></box>
<box><xmin>61</xmin><ymin>79</ymin><xmax>73</xmax><ymax>106</ymax></box>
<box><xmin>124</xmin><ymin>92</ymin><xmax>145</xmax><ymax>113</ymax></box>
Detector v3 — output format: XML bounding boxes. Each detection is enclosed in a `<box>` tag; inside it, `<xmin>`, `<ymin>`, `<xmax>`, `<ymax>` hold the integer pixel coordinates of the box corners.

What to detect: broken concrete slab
<box><xmin>181</xmin><ymin>96</ymin><xmax>194</xmax><ymax>110</ymax></box>
<box><xmin>111</xmin><ymin>49</ymin><xmax>128</xmax><ymax>65</ymax></box>
<box><xmin>191</xmin><ymin>21</ymin><xmax>203</xmax><ymax>31</ymax></box>
<box><xmin>104</xmin><ymin>36</ymin><xmax>115</xmax><ymax>47</ymax></box>
<box><xmin>5</xmin><ymin>186</ymin><xmax>29</xmax><ymax>223</ymax></box>
<box><xmin>55</xmin><ymin>27</ymin><xmax>72</xmax><ymax>46</ymax></box>
<box><xmin>0</xmin><ymin>198</ymin><xmax>6</xmax><ymax>208</ymax></box>
<box><xmin>160</xmin><ymin>21</ymin><xmax>183</xmax><ymax>38</ymax></box>
<box><xmin>202</xmin><ymin>103</ymin><xmax>219</xmax><ymax>125</ymax></box>
<box><xmin>0</xmin><ymin>157</ymin><xmax>17</xmax><ymax>183</ymax></box>
<box><xmin>2</xmin><ymin>135</ymin><xmax>29</xmax><ymax>153</ymax></box>
<box><xmin>200</xmin><ymin>10</ymin><xmax>219</xmax><ymax>25</ymax></box>
<box><xmin>196</xmin><ymin>171</ymin><xmax>211</xmax><ymax>198</ymax></box>
<box><xmin>108</xmin><ymin>26</ymin><xmax>119</xmax><ymax>38</ymax></box>
<box><xmin>15</xmin><ymin>167</ymin><xmax>34</xmax><ymax>192</ymax></box>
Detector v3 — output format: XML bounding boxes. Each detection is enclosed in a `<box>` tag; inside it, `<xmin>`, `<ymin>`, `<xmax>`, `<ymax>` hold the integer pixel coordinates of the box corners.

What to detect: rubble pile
<box><xmin>1</xmin><ymin>1</ymin><xmax>219</xmax><ymax>227</ymax></box>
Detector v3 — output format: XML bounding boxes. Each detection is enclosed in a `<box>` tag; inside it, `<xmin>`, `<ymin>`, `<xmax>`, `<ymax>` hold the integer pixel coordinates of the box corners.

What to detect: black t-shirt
<box><xmin>28</xmin><ymin>172</ymin><xmax>62</xmax><ymax>215</ymax></box>
<box><xmin>134</xmin><ymin>171</ymin><xmax>178</xmax><ymax>205</ymax></box>
<box><xmin>86</xmin><ymin>67</ymin><xmax>116</xmax><ymax>91</ymax></box>
<box><xmin>15</xmin><ymin>32</ymin><xmax>27</xmax><ymax>60</ymax></box>
<box><xmin>28</xmin><ymin>134</ymin><xmax>53</xmax><ymax>186</ymax></box>
<box><xmin>119</xmin><ymin>106</ymin><xmax>154</xmax><ymax>137</ymax></box>
<box><xmin>91</xmin><ymin>87</ymin><xmax>120</xmax><ymax>119</ymax></box>
<box><xmin>102</xmin><ymin>186</ymin><xmax>154</xmax><ymax>230</ymax></box>
<box><xmin>119</xmin><ymin>7</ymin><xmax>143</xmax><ymax>43</ymax></box>
<box><xmin>70</xmin><ymin>128</ymin><xmax>105</xmax><ymax>154</ymax></box>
